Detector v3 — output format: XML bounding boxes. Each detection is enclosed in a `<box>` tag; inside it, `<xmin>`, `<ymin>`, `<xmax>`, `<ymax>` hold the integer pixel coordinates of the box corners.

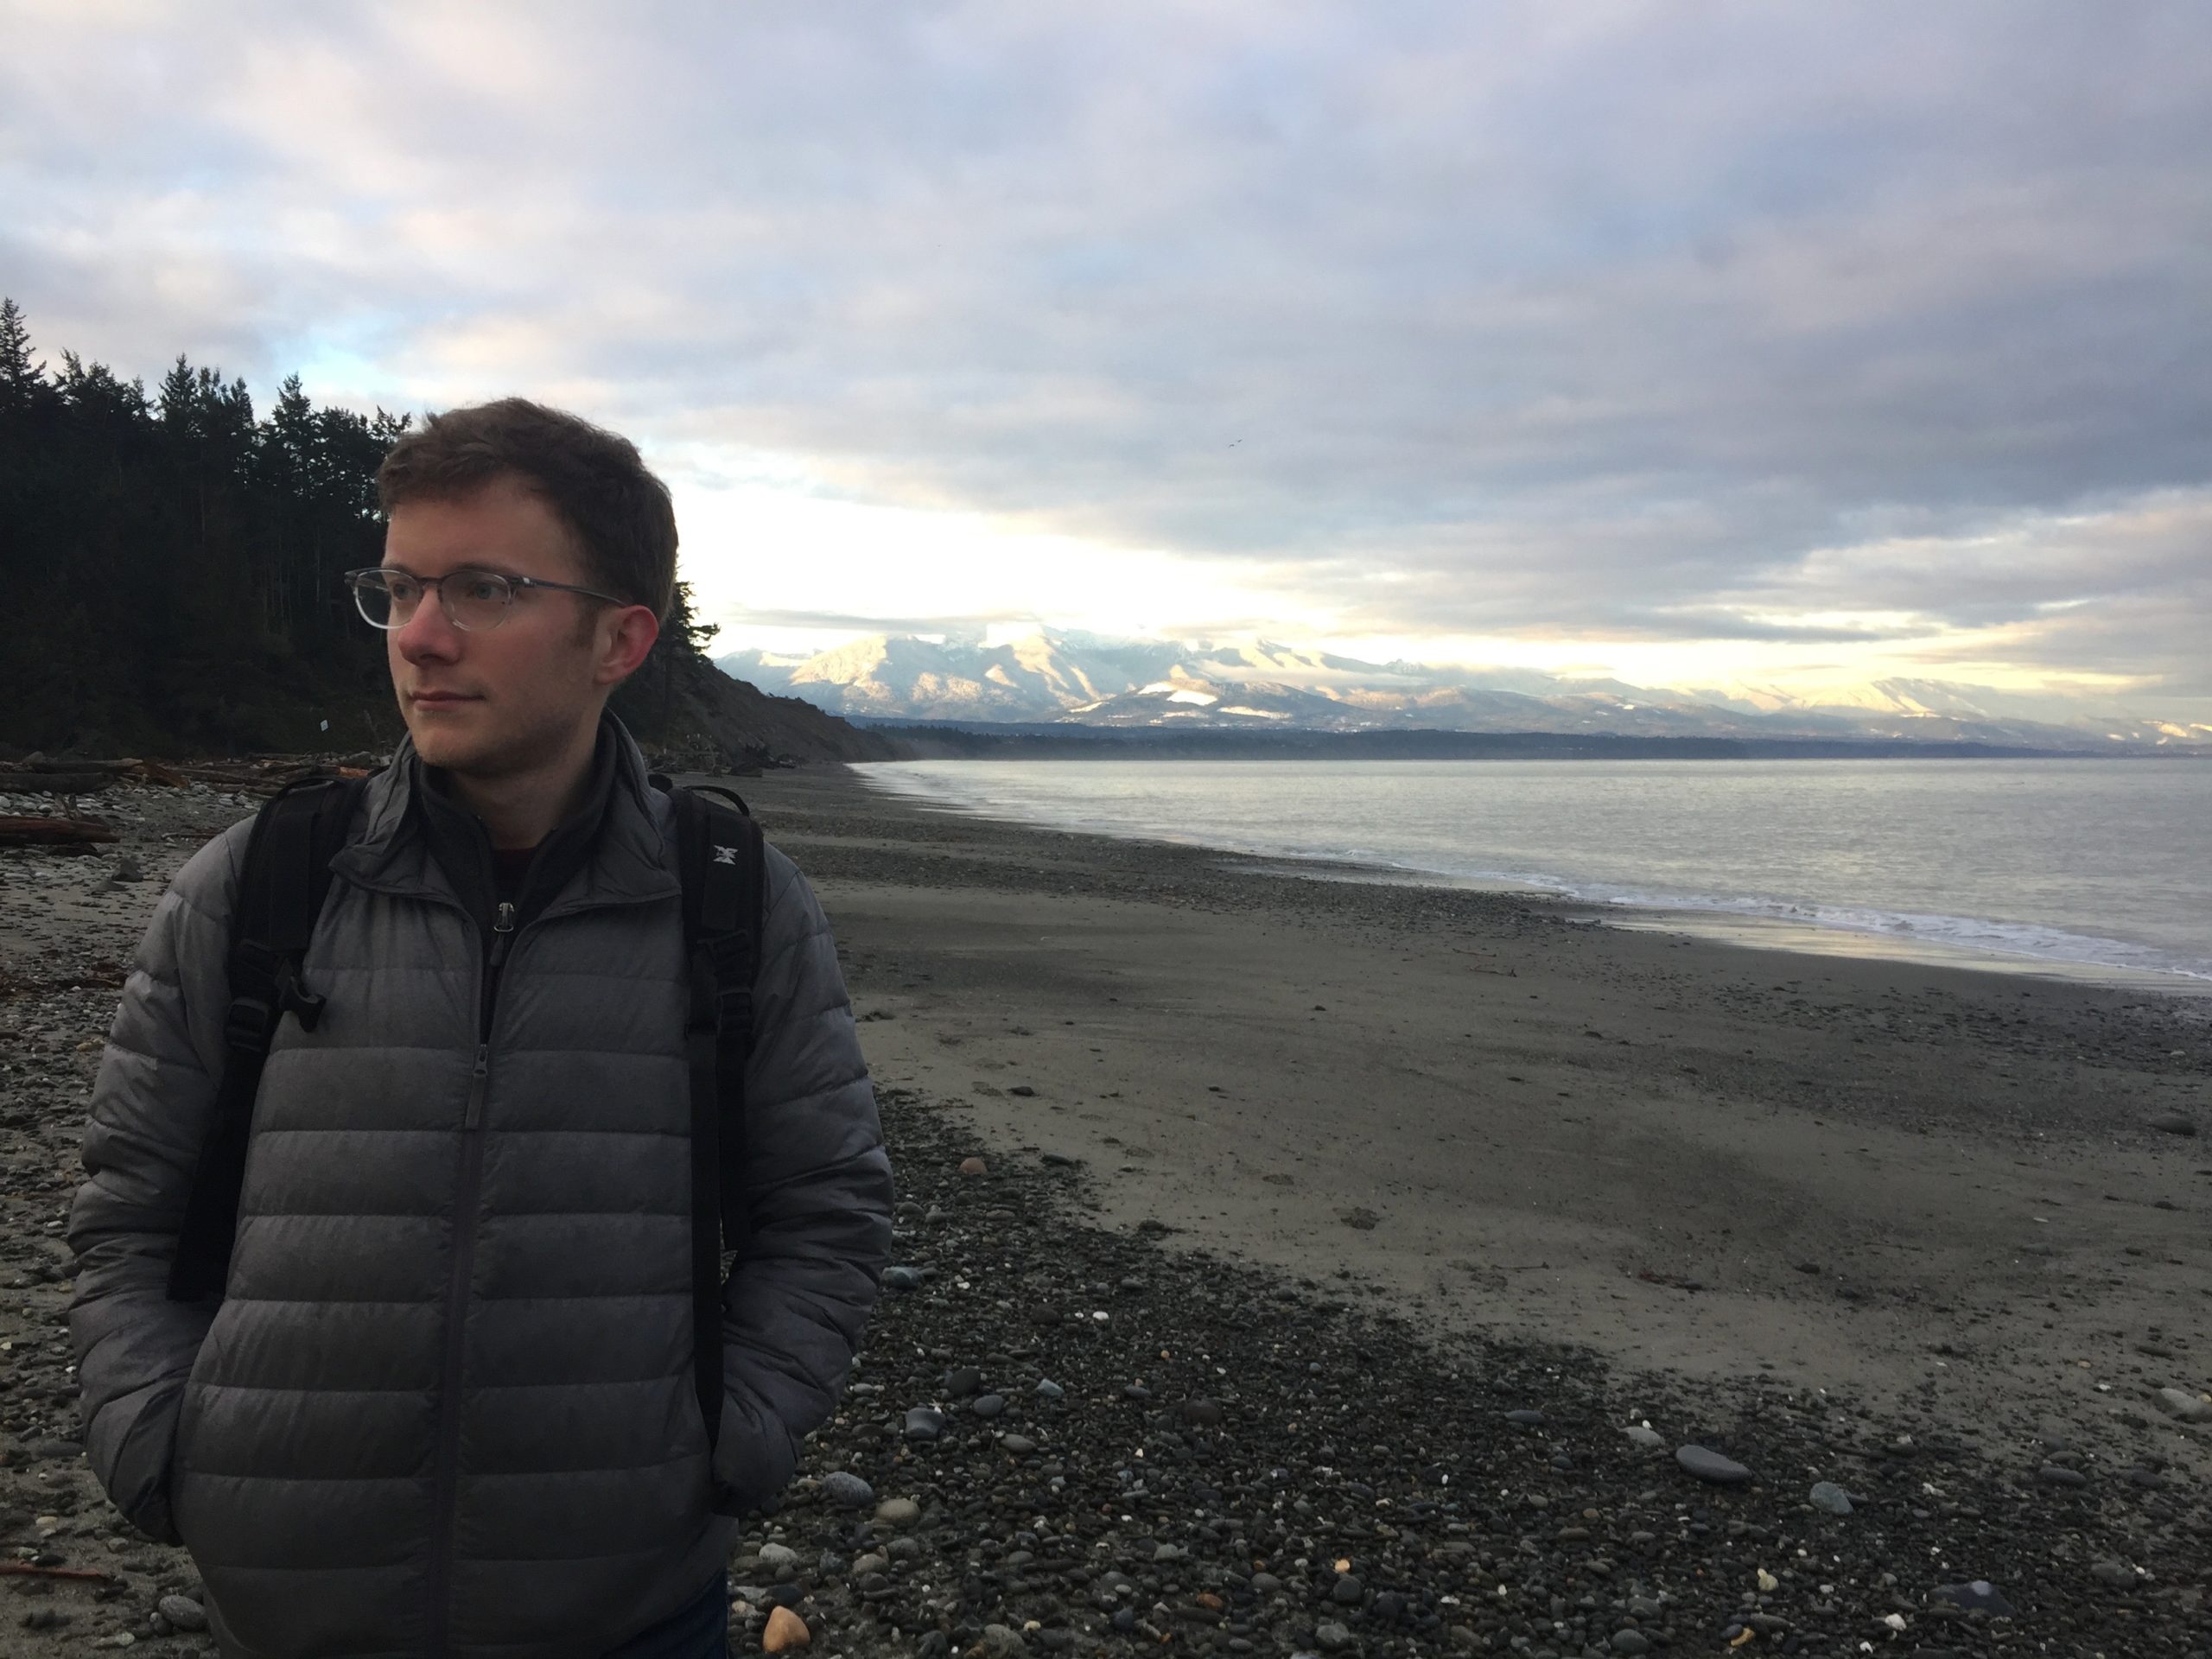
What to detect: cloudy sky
<box><xmin>5</xmin><ymin>2</ymin><xmax>2209</xmax><ymax>711</ymax></box>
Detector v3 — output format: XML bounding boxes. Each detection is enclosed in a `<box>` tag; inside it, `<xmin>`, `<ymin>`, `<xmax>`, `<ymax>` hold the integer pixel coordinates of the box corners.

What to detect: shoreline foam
<box><xmin>855</xmin><ymin>761</ymin><xmax>2212</xmax><ymax>994</ymax></box>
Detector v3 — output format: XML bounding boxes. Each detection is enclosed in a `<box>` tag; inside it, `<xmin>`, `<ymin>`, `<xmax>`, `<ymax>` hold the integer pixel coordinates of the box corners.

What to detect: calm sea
<box><xmin>855</xmin><ymin>758</ymin><xmax>2212</xmax><ymax>988</ymax></box>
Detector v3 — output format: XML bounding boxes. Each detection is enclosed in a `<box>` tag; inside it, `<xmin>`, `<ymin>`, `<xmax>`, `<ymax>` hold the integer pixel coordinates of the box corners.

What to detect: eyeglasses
<box><xmin>344</xmin><ymin>566</ymin><xmax>629</xmax><ymax>632</ymax></box>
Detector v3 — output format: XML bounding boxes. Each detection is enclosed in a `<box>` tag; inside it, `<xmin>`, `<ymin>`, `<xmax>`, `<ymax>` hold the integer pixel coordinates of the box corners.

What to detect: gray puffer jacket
<box><xmin>67</xmin><ymin>726</ymin><xmax>893</xmax><ymax>1657</ymax></box>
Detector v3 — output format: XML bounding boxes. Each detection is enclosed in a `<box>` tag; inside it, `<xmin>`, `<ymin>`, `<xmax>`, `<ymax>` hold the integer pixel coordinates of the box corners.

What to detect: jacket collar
<box><xmin>335</xmin><ymin>712</ymin><xmax>680</xmax><ymax>918</ymax></box>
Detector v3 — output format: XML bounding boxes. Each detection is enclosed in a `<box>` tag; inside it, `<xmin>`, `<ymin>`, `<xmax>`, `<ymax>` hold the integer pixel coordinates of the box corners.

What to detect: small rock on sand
<box><xmin>2145</xmin><ymin>1111</ymin><xmax>2196</xmax><ymax>1136</ymax></box>
<box><xmin>762</xmin><ymin>1605</ymin><xmax>810</xmax><ymax>1650</ymax></box>
<box><xmin>873</xmin><ymin>1497</ymin><xmax>920</xmax><ymax>1527</ymax></box>
<box><xmin>958</xmin><ymin>1157</ymin><xmax>988</xmax><ymax>1177</ymax></box>
<box><xmin>1675</xmin><ymin>1445</ymin><xmax>1752</xmax><ymax>1485</ymax></box>
<box><xmin>2152</xmin><ymin>1387</ymin><xmax>2212</xmax><ymax>1423</ymax></box>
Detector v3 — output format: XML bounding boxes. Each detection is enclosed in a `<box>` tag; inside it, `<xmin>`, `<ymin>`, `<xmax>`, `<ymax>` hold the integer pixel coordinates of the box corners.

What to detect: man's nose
<box><xmin>393</xmin><ymin>588</ymin><xmax>465</xmax><ymax>662</ymax></box>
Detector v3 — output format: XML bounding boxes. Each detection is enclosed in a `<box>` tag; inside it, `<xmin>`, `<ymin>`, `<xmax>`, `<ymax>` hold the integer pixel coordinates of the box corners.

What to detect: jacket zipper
<box><xmin>424</xmin><ymin>899</ymin><xmax>517</xmax><ymax>1654</ymax></box>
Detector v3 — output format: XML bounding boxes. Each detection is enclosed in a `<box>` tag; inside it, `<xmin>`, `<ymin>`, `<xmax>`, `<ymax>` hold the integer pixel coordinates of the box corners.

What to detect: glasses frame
<box><xmin>343</xmin><ymin>565</ymin><xmax>632</xmax><ymax>632</ymax></box>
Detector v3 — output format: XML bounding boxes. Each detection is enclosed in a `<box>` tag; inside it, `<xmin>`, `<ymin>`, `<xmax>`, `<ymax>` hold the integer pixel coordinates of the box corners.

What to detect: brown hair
<box><xmin>376</xmin><ymin>397</ymin><xmax>678</xmax><ymax>621</ymax></box>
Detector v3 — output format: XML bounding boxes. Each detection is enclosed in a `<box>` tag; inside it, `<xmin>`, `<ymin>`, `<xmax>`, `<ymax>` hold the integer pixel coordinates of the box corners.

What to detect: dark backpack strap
<box><xmin>664</xmin><ymin>783</ymin><xmax>767</xmax><ymax>1471</ymax></box>
<box><xmin>168</xmin><ymin>775</ymin><xmax>365</xmax><ymax>1303</ymax></box>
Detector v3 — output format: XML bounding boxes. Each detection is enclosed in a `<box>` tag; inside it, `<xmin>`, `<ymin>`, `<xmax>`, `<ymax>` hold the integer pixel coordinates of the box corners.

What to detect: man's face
<box><xmin>382</xmin><ymin>477</ymin><xmax>632</xmax><ymax>779</ymax></box>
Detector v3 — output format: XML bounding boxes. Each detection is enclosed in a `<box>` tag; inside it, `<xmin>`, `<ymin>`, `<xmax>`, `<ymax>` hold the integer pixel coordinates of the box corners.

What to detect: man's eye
<box><xmin>383</xmin><ymin>575</ymin><xmax>423</xmax><ymax>601</ymax></box>
<box><xmin>457</xmin><ymin>575</ymin><xmax>507</xmax><ymax>604</ymax></box>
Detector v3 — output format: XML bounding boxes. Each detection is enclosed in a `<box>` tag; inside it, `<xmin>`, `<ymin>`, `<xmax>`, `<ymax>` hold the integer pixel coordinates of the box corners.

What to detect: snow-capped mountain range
<box><xmin>715</xmin><ymin>632</ymin><xmax>2211</xmax><ymax>752</ymax></box>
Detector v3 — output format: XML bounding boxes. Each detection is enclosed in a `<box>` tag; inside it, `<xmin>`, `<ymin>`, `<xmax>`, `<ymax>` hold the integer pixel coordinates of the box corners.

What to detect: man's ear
<box><xmin>594</xmin><ymin>604</ymin><xmax>661</xmax><ymax>688</ymax></box>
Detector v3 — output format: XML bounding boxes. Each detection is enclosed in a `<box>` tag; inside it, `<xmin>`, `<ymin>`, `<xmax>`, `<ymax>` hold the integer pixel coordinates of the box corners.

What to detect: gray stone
<box><xmin>1611</xmin><ymin>1632</ymin><xmax>1652</xmax><ymax>1656</ymax></box>
<box><xmin>1808</xmin><ymin>1480</ymin><xmax>1853</xmax><ymax>1516</ymax></box>
<box><xmin>1313</xmin><ymin>1622</ymin><xmax>1354</xmax><ymax>1652</ymax></box>
<box><xmin>1505</xmin><ymin>1409</ymin><xmax>1548</xmax><ymax>1427</ymax></box>
<box><xmin>2146</xmin><ymin>1111</ymin><xmax>2197</xmax><ymax>1136</ymax></box>
<box><xmin>981</xmin><ymin>1624</ymin><xmax>1026</xmax><ymax>1656</ymax></box>
<box><xmin>1623</xmin><ymin>1426</ymin><xmax>1665</xmax><ymax>1452</ymax></box>
<box><xmin>2090</xmin><ymin>1560</ymin><xmax>2136</xmax><ymax>1588</ymax></box>
<box><xmin>882</xmin><ymin>1266</ymin><xmax>923</xmax><ymax>1291</ymax></box>
<box><xmin>970</xmin><ymin>1393</ymin><xmax>1007</xmax><ymax>1418</ymax></box>
<box><xmin>758</xmin><ymin>1542</ymin><xmax>800</xmax><ymax>1570</ymax></box>
<box><xmin>1331</xmin><ymin>1574</ymin><xmax>1364</xmax><ymax>1605</ymax></box>
<box><xmin>905</xmin><ymin>1407</ymin><xmax>947</xmax><ymax>1442</ymax></box>
<box><xmin>1675</xmin><ymin>1445</ymin><xmax>1752</xmax><ymax>1485</ymax></box>
<box><xmin>156</xmin><ymin>1597</ymin><xmax>208</xmax><ymax>1633</ymax></box>
<box><xmin>820</xmin><ymin>1471</ymin><xmax>874</xmax><ymax>1509</ymax></box>
<box><xmin>2037</xmin><ymin>1462</ymin><xmax>2088</xmax><ymax>1488</ymax></box>
<box><xmin>1000</xmin><ymin>1433</ymin><xmax>1038</xmax><ymax>1454</ymax></box>
<box><xmin>1034</xmin><ymin>1379</ymin><xmax>1065</xmax><ymax>1400</ymax></box>
<box><xmin>2152</xmin><ymin>1387</ymin><xmax>2212</xmax><ymax>1423</ymax></box>
<box><xmin>874</xmin><ymin>1497</ymin><xmax>921</xmax><ymax>1527</ymax></box>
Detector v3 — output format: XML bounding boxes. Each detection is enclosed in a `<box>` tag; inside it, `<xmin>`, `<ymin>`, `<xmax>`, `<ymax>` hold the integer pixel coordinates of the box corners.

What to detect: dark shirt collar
<box><xmin>414</xmin><ymin>718</ymin><xmax>620</xmax><ymax>931</ymax></box>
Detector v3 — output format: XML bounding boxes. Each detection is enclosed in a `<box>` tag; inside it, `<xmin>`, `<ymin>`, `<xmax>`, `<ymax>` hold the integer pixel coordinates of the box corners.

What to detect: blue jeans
<box><xmin>603</xmin><ymin>1573</ymin><xmax>728</xmax><ymax>1658</ymax></box>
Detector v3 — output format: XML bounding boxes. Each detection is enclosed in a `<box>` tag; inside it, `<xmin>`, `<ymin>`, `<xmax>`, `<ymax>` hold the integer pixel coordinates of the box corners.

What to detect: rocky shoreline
<box><xmin>2</xmin><ymin>775</ymin><xmax>2209</xmax><ymax>1656</ymax></box>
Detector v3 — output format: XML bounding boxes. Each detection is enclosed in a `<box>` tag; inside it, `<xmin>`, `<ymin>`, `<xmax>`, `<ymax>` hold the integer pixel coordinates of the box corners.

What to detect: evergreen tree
<box><xmin>0</xmin><ymin>300</ymin><xmax>722</xmax><ymax>758</ymax></box>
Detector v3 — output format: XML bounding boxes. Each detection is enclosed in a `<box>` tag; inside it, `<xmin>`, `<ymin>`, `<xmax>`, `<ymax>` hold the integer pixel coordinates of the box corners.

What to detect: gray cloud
<box><xmin>3</xmin><ymin>1</ymin><xmax>2209</xmax><ymax>686</ymax></box>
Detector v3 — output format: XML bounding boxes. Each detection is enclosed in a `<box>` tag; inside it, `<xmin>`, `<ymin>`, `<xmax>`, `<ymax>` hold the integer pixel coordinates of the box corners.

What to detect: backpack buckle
<box><xmin>273</xmin><ymin>961</ymin><xmax>329</xmax><ymax>1033</ymax></box>
<box><xmin>223</xmin><ymin>995</ymin><xmax>276</xmax><ymax>1054</ymax></box>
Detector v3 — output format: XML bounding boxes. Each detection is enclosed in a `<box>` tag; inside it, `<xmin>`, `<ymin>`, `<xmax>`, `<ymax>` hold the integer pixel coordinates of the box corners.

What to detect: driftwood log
<box><xmin>0</xmin><ymin>815</ymin><xmax>121</xmax><ymax>850</ymax></box>
<box><xmin>0</xmin><ymin>771</ymin><xmax>118</xmax><ymax>795</ymax></box>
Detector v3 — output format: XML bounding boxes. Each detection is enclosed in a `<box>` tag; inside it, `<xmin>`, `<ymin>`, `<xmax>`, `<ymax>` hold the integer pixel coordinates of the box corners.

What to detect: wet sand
<box><xmin>741</xmin><ymin>765</ymin><xmax>2212</xmax><ymax>1477</ymax></box>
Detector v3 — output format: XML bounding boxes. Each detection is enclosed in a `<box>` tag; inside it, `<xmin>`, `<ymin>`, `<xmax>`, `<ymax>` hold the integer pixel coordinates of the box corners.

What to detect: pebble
<box><xmin>156</xmin><ymin>1596</ymin><xmax>208</xmax><ymax>1632</ymax></box>
<box><xmin>1808</xmin><ymin>1480</ymin><xmax>1853</xmax><ymax>1516</ymax></box>
<box><xmin>1331</xmin><ymin>1573</ymin><xmax>1363</xmax><ymax>1605</ymax></box>
<box><xmin>958</xmin><ymin>1156</ymin><xmax>989</xmax><ymax>1177</ymax></box>
<box><xmin>872</xmin><ymin>1497</ymin><xmax>920</xmax><ymax>1528</ymax></box>
<box><xmin>904</xmin><ymin>1407</ymin><xmax>947</xmax><ymax>1441</ymax></box>
<box><xmin>1675</xmin><ymin>1445</ymin><xmax>1753</xmax><ymax>1485</ymax></box>
<box><xmin>762</xmin><ymin>1605</ymin><xmax>810</xmax><ymax>1651</ymax></box>
<box><xmin>1610</xmin><ymin>1631</ymin><xmax>1652</xmax><ymax>1656</ymax></box>
<box><xmin>2146</xmin><ymin>1110</ymin><xmax>2197</xmax><ymax>1136</ymax></box>
<box><xmin>1000</xmin><ymin>1433</ymin><xmax>1037</xmax><ymax>1454</ymax></box>
<box><xmin>2037</xmin><ymin>1462</ymin><xmax>2088</xmax><ymax>1488</ymax></box>
<box><xmin>970</xmin><ymin>1392</ymin><xmax>1007</xmax><ymax>1418</ymax></box>
<box><xmin>1505</xmin><ymin>1408</ymin><xmax>1547</xmax><ymax>1427</ymax></box>
<box><xmin>943</xmin><ymin>1365</ymin><xmax>982</xmax><ymax>1397</ymax></box>
<box><xmin>1033</xmin><ymin>1379</ymin><xmax>1064</xmax><ymax>1400</ymax></box>
<box><xmin>882</xmin><ymin>1266</ymin><xmax>923</xmax><ymax>1292</ymax></box>
<box><xmin>1934</xmin><ymin>1580</ymin><xmax>2018</xmax><ymax>1617</ymax></box>
<box><xmin>1623</xmin><ymin>1425</ymin><xmax>1666</xmax><ymax>1451</ymax></box>
<box><xmin>818</xmin><ymin>1471</ymin><xmax>874</xmax><ymax>1509</ymax></box>
<box><xmin>1313</xmin><ymin>1622</ymin><xmax>1354</xmax><ymax>1652</ymax></box>
<box><xmin>2152</xmin><ymin>1387</ymin><xmax>2212</xmax><ymax>1423</ymax></box>
<box><xmin>2089</xmin><ymin>1560</ymin><xmax>2136</xmax><ymax>1588</ymax></box>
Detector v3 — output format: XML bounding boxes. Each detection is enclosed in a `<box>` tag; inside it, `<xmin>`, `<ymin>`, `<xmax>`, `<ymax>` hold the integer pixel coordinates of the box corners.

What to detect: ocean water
<box><xmin>855</xmin><ymin>757</ymin><xmax>2212</xmax><ymax>988</ymax></box>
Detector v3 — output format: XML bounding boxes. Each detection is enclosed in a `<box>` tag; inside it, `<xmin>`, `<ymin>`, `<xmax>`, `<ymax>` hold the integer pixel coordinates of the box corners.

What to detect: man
<box><xmin>67</xmin><ymin>399</ymin><xmax>893</xmax><ymax>1656</ymax></box>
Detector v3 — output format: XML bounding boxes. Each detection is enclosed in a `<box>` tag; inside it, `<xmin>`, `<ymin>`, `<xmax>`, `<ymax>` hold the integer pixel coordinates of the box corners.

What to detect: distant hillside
<box><xmin>720</xmin><ymin>630</ymin><xmax>2212</xmax><ymax>754</ymax></box>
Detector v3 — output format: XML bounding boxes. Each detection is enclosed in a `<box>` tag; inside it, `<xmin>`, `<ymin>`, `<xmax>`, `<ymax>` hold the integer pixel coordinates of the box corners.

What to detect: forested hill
<box><xmin>0</xmin><ymin>300</ymin><xmax>888</xmax><ymax>766</ymax></box>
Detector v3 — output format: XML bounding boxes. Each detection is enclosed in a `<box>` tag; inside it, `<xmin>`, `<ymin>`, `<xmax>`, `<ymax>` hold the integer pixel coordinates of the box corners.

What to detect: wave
<box><xmin>855</xmin><ymin>762</ymin><xmax>2212</xmax><ymax>987</ymax></box>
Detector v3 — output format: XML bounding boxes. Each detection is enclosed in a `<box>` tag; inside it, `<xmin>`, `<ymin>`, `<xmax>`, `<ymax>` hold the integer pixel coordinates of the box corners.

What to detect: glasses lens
<box><xmin>351</xmin><ymin>572</ymin><xmax>410</xmax><ymax>628</ymax></box>
<box><xmin>443</xmin><ymin>570</ymin><xmax>512</xmax><ymax>632</ymax></box>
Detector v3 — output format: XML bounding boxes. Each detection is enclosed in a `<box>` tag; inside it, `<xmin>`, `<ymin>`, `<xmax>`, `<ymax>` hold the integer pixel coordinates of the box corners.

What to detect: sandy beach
<box><xmin>745</xmin><ymin>766</ymin><xmax>2211</xmax><ymax>1462</ymax></box>
<box><xmin>3</xmin><ymin>764</ymin><xmax>2209</xmax><ymax>1655</ymax></box>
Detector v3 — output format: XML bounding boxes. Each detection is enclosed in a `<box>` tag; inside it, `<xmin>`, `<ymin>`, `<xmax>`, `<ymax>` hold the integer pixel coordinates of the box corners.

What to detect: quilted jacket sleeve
<box><xmin>712</xmin><ymin>843</ymin><xmax>894</xmax><ymax>1512</ymax></box>
<box><xmin>65</xmin><ymin>822</ymin><xmax>250</xmax><ymax>1544</ymax></box>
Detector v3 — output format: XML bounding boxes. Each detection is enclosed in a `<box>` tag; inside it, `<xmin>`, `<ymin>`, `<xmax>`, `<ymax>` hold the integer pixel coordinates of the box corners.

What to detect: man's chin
<box><xmin>404</xmin><ymin>714</ymin><xmax>488</xmax><ymax>772</ymax></box>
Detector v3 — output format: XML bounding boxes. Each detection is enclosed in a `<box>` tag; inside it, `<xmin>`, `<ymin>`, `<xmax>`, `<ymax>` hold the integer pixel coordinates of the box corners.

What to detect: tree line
<box><xmin>0</xmin><ymin>298</ymin><xmax>719</xmax><ymax>757</ymax></box>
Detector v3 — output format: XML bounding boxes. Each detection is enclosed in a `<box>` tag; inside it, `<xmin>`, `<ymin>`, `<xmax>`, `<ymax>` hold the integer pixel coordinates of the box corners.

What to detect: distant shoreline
<box><xmin>850</xmin><ymin>758</ymin><xmax>2212</xmax><ymax>995</ymax></box>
